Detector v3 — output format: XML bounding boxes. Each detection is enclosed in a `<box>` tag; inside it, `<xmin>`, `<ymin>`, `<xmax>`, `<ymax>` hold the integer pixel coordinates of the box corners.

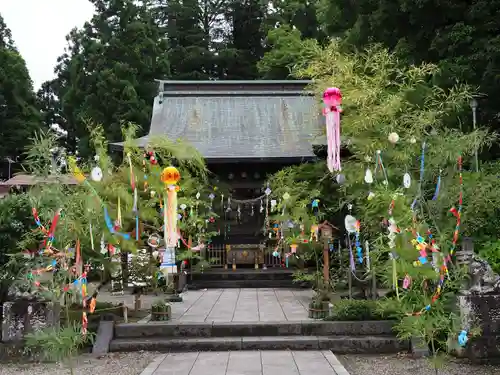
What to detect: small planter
<box><xmin>151</xmin><ymin>303</ymin><xmax>171</xmax><ymax>321</ymax></box>
<box><xmin>308</xmin><ymin>301</ymin><xmax>330</xmax><ymax>319</ymax></box>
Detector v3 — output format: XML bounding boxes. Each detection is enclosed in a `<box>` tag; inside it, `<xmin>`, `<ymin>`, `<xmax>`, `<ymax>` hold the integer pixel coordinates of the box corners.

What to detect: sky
<box><xmin>0</xmin><ymin>0</ymin><xmax>95</xmax><ymax>90</ymax></box>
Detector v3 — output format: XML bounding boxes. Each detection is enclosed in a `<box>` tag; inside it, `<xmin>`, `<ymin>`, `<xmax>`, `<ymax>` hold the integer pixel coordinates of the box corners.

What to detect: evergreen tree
<box><xmin>162</xmin><ymin>0</ymin><xmax>212</xmax><ymax>79</ymax></box>
<box><xmin>42</xmin><ymin>0</ymin><xmax>170</xmax><ymax>156</ymax></box>
<box><xmin>312</xmin><ymin>0</ymin><xmax>500</xmax><ymax>145</ymax></box>
<box><xmin>258</xmin><ymin>0</ymin><xmax>326</xmax><ymax>79</ymax></box>
<box><xmin>218</xmin><ymin>0</ymin><xmax>266</xmax><ymax>79</ymax></box>
<box><xmin>0</xmin><ymin>14</ymin><xmax>41</xmax><ymax>178</ymax></box>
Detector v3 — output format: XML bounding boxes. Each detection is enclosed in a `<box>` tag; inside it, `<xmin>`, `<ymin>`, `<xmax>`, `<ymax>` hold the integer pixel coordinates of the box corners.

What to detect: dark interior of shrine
<box><xmin>207</xmin><ymin>160</ymin><xmax>310</xmax><ymax>245</ymax></box>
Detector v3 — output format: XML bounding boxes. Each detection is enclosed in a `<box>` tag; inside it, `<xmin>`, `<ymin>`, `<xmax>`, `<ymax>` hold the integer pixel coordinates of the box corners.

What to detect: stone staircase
<box><xmin>109</xmin><ymin>320</ymin><xmax>406</xmax><ymax>353</ymax></box>
<box><xmin>188</xmin><ymin>268</ymin><xmax>307</xmax><ymax>289</ymax></box>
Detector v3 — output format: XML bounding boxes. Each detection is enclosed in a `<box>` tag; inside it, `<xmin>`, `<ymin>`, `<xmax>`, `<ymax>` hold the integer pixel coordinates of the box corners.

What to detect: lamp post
<box><xmin>470</xmin><ymin>98</ymin><xmax>479</xmax><ymax>172</ymax></box>
<box><xmin>5</xmin><ymin>157</ymin><xmax>14</xmax><ymax>179</ymax></box>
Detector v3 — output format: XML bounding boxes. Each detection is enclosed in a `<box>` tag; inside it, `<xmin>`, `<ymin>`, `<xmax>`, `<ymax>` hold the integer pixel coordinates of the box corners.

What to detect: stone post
<box><xmin>456</xmin><ymin>237</ymin><xmax>474</xmax><ymax>290</ymax></box>
<box><xmin>452</xmin><ymin>237</ymin><xmax>500</xmax><ymax>362</ymax></box>
<box><xmin>1</xmin><ymin>300</ymin><xmax>60</xmax><ymax>342</ymax></box>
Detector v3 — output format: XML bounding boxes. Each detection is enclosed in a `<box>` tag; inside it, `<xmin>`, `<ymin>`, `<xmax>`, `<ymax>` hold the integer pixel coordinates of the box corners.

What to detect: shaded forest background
<box><xmin>1</xmin><ymin>0</ymin><xmax>500</xmax><ymax>175</ymax></box>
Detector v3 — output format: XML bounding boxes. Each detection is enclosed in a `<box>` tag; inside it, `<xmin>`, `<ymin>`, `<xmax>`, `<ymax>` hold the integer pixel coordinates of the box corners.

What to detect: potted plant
<box><xmin>308</xmin><ymin>281</ymin><xmax>331</xmax><ymax>319</ymax></box>
<box><xmin>151</xmin><ymin>299</ymin><xmax>171</xmax><ymax>321</ymax></box>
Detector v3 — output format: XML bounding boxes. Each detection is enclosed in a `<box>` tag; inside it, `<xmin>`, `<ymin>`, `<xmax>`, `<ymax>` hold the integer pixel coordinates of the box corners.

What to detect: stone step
<box><xmin>109</xmin><ymin>335</ymin><xmax>406</xmax><ymax>353</ymax></box>
<box><xmin>189</xmin><ymin>279</ymin><xmax>300</xmax><ymax>289</ymax></box>
<box><xmin>115</xmin><ymin>321</ymin><xmax>396</xmax><ymax>338</ymax></box>
<box><xmin>190</xmin><ymin>269</ymin><xmax>296</xmax><ymax>281</ymax></box>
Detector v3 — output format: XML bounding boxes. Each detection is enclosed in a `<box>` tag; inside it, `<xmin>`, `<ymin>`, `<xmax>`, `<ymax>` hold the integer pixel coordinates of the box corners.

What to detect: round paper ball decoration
<box><xmin>323</xmin><ymin>87</ymin><xmax>342</xmax><ymax>107</ymax></box>
<box><xmin>336</xmin><ymin>174</ymin><xmax>346</xmax><ymax>184</ymax></box>
<box><xmin>344</xmin><ymin>215</ymin><xmax>358</xmax><ymax>233</ymax></box>
<box><xmin>388</xmin><ymin>132</ymin><xmax>400</xmax><ymax>144</ymax></box>
<box><xmin>160</xmin><ymin>166</ymin><xmax>181</xmax><ymax>185</ymax></box>
<box><xmin>90</xmin><ymin>167</ymin><xmax>103</xmax><ymax>182</ymax></box>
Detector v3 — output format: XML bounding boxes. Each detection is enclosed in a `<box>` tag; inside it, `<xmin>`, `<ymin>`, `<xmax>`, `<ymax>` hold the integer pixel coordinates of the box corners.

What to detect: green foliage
<box><xmin>0</xmin><ymin>15</ymin><xmax>42</xmax><ymax>174</ymax></box>
<box><xmin>258</xmin><ymin>25</ymin><xmax>319</xmax><ymax>79</ymax></box>
<box><xmin>478</xmin><ymin>240</ymin><xmax>500</xmax><ymax>275</ymax></box>
<box><xmin>317</xmin><ymin>0</ymin><xmax>500</xmax><ymax>134</ymax></box>
<box><xmin>2</xmin><ymin>123</ymin><xmax>216</xmax><ymax>300</ymax></box>
<box><xmin>24</xmin><ymin>323</ymin><xmax>93</xmax><ymax>373</ymax></box>
<box><xmin>0</xmin><ymin>194</ymin><xmax>33</xmax><ymax>264</ymax></box>
<box><xmin>40</xmin><ymin>0</ymin><xmax>170</xmax><ymax>155</ymax></box>
<box><xmin>283</xmin><ymin>38</ymin><xmax>490</xmax><ymax>369</ymax></box>
<box><xmin>325</xmin><ymin>299</ymin><xmax>398</xmax><ymax>321</ymax></box>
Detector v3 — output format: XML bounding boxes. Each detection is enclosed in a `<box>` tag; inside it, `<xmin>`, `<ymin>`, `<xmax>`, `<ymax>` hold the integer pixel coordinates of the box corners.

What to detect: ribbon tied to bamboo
<box><xmin>161</xmin><ymin>166</ymin><xmax>181</xmax><ymax>247</ymax></box>
<box><xmin>323</xmin><ymin>87</ymin><xmax>342</xmax><ymax>172</ymax></box>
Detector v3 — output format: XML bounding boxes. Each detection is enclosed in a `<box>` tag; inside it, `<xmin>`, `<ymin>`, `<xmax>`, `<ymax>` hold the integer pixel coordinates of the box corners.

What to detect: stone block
<box><xmin>241</xmin><ymin>336</ymin><xmax>319</xmax><ymax>350</ymax></box>
<box><xmin>456</xmin><ymin>294</ymin><xmax>500</xmax><ymax>362</ymax></box>
<box><xmin>1</xmin><ymin>300</ymin><xmax>60</xmax><ymax>342</ymax></box>
<box><xmin>92</xmin><ymin>320</ymin><xmax>114</xmax><ymax>356</ymax></box>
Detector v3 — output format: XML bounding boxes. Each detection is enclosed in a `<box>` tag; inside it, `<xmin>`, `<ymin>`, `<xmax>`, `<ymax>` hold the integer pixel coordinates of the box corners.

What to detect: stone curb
<box><xmin>138</xmin><ymin>354</ymin><xmax>167</xmax><ymax>375</ymax></box>
<box><xmin>110</xmin><ymin>335</ymin><xmax>407</xmax><ymax>353</ymax></box>
<box><xmin>115</xmin><ymin>320</ymin><xmax>396</xmax><ymax>338</ymax></box>
<box><xmin>323</xmin><ymin>351</ymin><xmax>351</xmax><ymax>375</ymax></box>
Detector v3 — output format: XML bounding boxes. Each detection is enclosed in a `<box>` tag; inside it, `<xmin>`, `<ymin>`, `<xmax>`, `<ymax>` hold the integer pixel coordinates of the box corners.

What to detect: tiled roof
<box><xmin>112</xmin><ymin>80</ymin><xmax>323</xmax><ymax>160</ymax></box>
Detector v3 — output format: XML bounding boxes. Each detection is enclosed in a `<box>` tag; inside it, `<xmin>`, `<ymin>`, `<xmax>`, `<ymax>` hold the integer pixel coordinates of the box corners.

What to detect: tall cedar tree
<box><xmin>41</xmin><ymin>0</ymin><xmax>170</xmax><ymax>157</ymax></box>
<box><xmin>0</xmin><ymin>14</ymin><xmax>41</xmax><ymax>178</ymax></box>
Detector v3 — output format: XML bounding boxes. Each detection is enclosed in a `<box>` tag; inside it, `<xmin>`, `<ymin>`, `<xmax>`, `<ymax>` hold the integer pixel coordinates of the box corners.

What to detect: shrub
<box><xmin>324</xmin><ymin>299</ymin><xmax>399</xmax><ymax>321</ymax></box>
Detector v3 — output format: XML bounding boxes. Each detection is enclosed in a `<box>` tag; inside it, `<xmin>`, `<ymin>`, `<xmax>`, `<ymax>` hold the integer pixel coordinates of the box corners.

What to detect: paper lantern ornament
<box><xmin>388</xmin><ymin>132</ymin><xmax>399</xmax><ymax>144</ymax></box>
<box><xmin>344</xmin><ymin>215</ymin><xmax>358</xmax><ymax>233</ymax></box>
<box><xmin>336</xmin><ymin>174</ymin><xmax>346</xmax><ymax>184</ymax></box>
<box><xmin>323</xmin><ymin>87</ymin><xmax>342</xmax><ymax>172</ymax></box>
<box><xmin>91</xmin><ymin>167</ymin><xmax>103</xmax><ymax>182</ymax></box>
<box><xmin>161</xmin><ymin>166</ymin><xmax>180</xmax><ymax>186</ymax></box>
<box><xmin>403</xmin><ymin>173</ymin><xmax>411</xmax><ymax>188</ymax></box>
<box><xmin>161</xmin><ymin>166</ymin><xmax>181</xmax><ymax>248</ymax></box>
<box><xmin>364</xmin><ymin>169</ymin><xmax>373</xmax><ymax>184</ymax></box>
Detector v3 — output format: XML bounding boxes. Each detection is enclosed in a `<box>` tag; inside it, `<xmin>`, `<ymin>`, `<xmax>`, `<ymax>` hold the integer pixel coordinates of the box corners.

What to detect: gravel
<box><xmin>339</xmin><ymin>353</ymin><xmax>500</xmax><ymax>375</ymax></box>
<box><xmin>0</xmin><ymin>352</ymin><xmax>159</xmax><ymax>375</ymax></box>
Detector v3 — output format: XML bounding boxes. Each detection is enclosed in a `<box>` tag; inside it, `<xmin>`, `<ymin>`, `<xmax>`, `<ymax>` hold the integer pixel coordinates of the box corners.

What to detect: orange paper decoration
<box><xmin>161</xmin><ymin>166</ymin><xmax>181</xmax><ymax>185</ymax></box>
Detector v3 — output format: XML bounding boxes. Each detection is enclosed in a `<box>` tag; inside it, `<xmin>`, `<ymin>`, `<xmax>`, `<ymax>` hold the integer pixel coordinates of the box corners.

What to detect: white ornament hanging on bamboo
<box><xmin>364</xmin><ymin>169</ymin><xmax>373</xmax><ymax>184</ymax></box>
<box><xmin>388</xmin><ymin>132</ymin><xmax>399</xmax><ymax>144</ymax></box>
<box><xmin>403</xmin><ymin>173</ymin><xmax>411</xmax><ymax>188</ymax></box>
<box><xmin>91</xmin><ymin>166</ymin><xmax>103</xmax><ymax>182</ymax></box>
<box><xmin>344</xmin><ymin>215</ymin><xmax>357</xmax><ymax>233</ymax></box>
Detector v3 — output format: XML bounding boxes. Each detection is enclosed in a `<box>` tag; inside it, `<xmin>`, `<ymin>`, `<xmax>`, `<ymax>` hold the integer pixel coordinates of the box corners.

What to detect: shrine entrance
<box><xmin>202</xmin><ymin>163</ymin><xmax>287</xmax><ymax>270</ymax></box>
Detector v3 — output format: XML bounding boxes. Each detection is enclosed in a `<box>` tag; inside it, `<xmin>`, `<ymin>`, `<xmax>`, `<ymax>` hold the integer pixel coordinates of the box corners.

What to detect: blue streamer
<box><xmin>135</xmin><ymin>216</ymin><xmax>139</xmax><ymax>241</ymax></box>
<box><xmin>419</xmin><ymin>142</ymin><xmax>426</xmax><ymax>183</ymax></box>
<box><xmin>103</xmin><ymin>207</ymin><xmax>130</xmax><ymax>240</ymax></box>
<box><xmin>355</xmin><ymin>231</ymin><xmax>363</xmax><ymax>264</ymax></box>
<box><xmin>432</xmin><ymin>172</ymin><xmax>441</xmax><ymax>200</ymax></box>
<box><xmin>412</xmin><ymin>142</ymin><xmax>426</xmax><ymax>212</ymax></box>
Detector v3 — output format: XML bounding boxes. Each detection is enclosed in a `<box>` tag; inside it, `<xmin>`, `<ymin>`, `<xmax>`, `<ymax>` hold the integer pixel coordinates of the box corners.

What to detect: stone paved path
<box><xmin>140</xmin><ymin>351</ymin><xmax>349</xmax><ymax>375</ymax></box>
<box><xmin>98</xmin><ymin>288</ymin><xmax>314</xmax><ymax>322</ymax></box>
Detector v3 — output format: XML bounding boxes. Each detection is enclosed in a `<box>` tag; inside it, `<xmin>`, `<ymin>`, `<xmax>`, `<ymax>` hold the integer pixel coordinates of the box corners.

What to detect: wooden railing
<box><xmin>205</xmin><ymin>241</ymin><xmax>286</xmax><ymax>268</ymax></box>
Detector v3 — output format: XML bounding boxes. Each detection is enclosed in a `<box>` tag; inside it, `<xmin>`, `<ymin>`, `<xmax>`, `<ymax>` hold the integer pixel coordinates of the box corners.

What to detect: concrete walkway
<box><xmin>140</xmin><ymin>351</ymin><xmax>350</xmax><ymax>375</ymax></box>
<box><xmin>99</xmin><ymin>288</ymin><xmax>314</xmax><ymax>322</ymax></box>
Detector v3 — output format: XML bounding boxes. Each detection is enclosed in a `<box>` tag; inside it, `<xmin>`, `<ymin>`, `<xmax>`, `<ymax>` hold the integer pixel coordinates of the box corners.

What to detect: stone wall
<box><xmin>1</xmin><ymin>300</ymin><xmax>60</xmax><ymax>342</ymax></box>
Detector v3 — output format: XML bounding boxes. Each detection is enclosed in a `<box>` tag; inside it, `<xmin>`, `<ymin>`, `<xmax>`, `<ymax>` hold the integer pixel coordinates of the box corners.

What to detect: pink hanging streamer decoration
<box><xmin>323</xmin><ymin>87</ymin><xmax>342</xmax><ymax>172</ymax></box>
